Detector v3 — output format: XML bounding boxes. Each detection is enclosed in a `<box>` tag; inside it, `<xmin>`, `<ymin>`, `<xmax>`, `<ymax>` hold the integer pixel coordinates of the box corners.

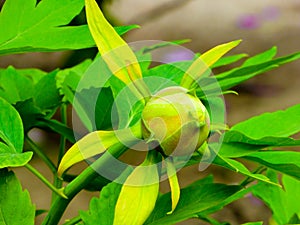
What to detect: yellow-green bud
<box><xmin>142</xmin><ymin>86</ymin><xmax>210</xmax><ymax>156</ymax></box>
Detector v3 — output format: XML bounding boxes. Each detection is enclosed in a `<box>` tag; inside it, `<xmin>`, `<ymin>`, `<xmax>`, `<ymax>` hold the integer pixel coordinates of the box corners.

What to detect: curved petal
<box><xmin>113</xmin><ymin>164</ymin><xmax>159</xmax><ymax>225</ymax></box>
<box><xmin>85</xmin><ymin>0</ymin><xmax>142</xmax><ymax>84</ymax></box>
<box><xmin>58</xmin><ymin>122</ymin><xmax>142</xmax><ymax>176</ymax></box>
<box><xmin>181</xmin><ymin>40</ymin><xmax>241</xmax><ymax>89</ymax></box>
<box><xmin>166</xmin><ymin>157</ymin><xmax>180</xmax><ymax>214</ymax></box>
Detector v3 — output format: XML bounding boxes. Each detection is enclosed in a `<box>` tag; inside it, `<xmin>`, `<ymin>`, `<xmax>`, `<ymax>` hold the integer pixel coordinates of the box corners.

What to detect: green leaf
<box><xmin>145</xmin><ymin>182</ymin><xmax>241</xmax><ymax>225</ymax></box>
<box><xmin>15</xmin><ymin>98</ymin><xmax>40</xmax><ymax>133</ymax></box>
<box><xmin>139</xmin><ymin>39</ymin><xmax>191</xmax><ymax>54</ymax></box>
<box><xmin>73</xmin><ymin>87</ymin><xmax>114</xmax><ymax>131</ymax></box>
<box><xmin>198</xmin><ymin>185</ymin><xmax>253</xmax><ymax>217</ymax></box>
<box><xmin>0</xmin><ymin>97</ymin><xmax>23</xmax><ymax>152</ymax></box>
<box><xmin>59</xmin><ymin>47</ymin><xmax>149</xmax><ymax>124</ymax></box>
<box><xmin>93</xmin><ymin>87</ymin><xmax>114</xmax><ymax>130</ymax></box>
<box><xmin>109</xmin><ymin>78</ymin><xmax>145</xmax><ymax>129</ymax></box>
<box><xmin>242</xmin><ymin>46</ymin><xmax>277</xmax><ymax>66</ymax></box>
<box><xmin>200</xmin><ymin>97</ymin><xmax>226</xmax><ymax>125</ymax></box>
<box><xmin>14</xmin><ymin>98</ymin><xmax>45</xmax><ymax>132</ymax></box>
<box><xmin>213</xmin><ymin>154</ymin><xmax>279</xmax><ymax>186</ymax></box>
<box><xmin>288</xmin><ymin>214</ymin><xmax>300</xmax><ymax>224</ymax></box>
<box><xmin>0</xmin><ymin>150</ymin><xmax>33</xmax><ymax>169</ymax></box>
<box><xmin>191</xmin><ymin>143</ymin><xmax>278</xmax><ymax>186</ymax></box>
<box><xmin>252</xmin><ymin>170</ymin><xmax>300</xmax><ymax>225</ymax></box>
<box><xmin>13</xmin><ymin>68</ymin><xmax>47</xmax><ymax>84</ymax></box>
<box><xmin>216</xmin><ymin>65</ymin><xmax>277</xmax><ymax>91</ymax></box>
<box><xmin>80</xmin><ymin>182</ymin><xmax>122</xmax><ymax>225</ymax></box>
<box><xmin>211</xmin><ymin>53</ymin><xmax>248</xmax><ymax>68</ymax></box>
<box><xmin>34</xmin><ymin>70</ymin><xmax>61</xmax><ymax>111</ymax></box>
<box><xmin>0</xmin><ymin>66</ymin><xmax>34</xmax><ymax>104</ymax></box>
<box><xmin>224</xmin><ymin>133</ymin><xmax>300</xmax><ymax>147</ymax></box>
<box><xmin>230</xmin><ymin>104</ymin><xmax>300</xmax><ymax>138</ymax></box>
<box><xmin>57</xmin><ymin>59</ymin><xmax>115</xmax><ymax>131</ymax></box>
<box><xmin>0</xmin><ymin>0</ymin><xmax>138</xmax><ymax>55</ymax></box>
<box><xmin>241</xmin><ymin>222</ymin><xmax>263</xmax><ymax>225</ymax></box>
<box><xmin>56</xmin><ymin>59</ymin><xmax>93</xmax><ymax>100</ymax></box>
<box><xmin>186</xmin><ymin>144</ymin><xmax>270</xmax><ymax>186</ymax></box>
<box><xmin>0</xmin><ymin>97</ymin><xmax>33</xmax><ymax>168</ymax></box>
<box><xmin>144</xmin><ymin>61</ymin><xmax>193</xmax><ymax>86</ymax></box>
<box><xmin>207</xmin><ymin>51</ymin><xmax>300</xmax><ymax>91</ymax></box>
<box><xmin>218</xmin><ymin>142</ymin><xmax>264</xmax><ymax>158</ymax></box>
<box><xmin>0</xmin><ymin>169</ymin><xmax>35</xmax><ymax>225</ymax></box>
<box><xmin>0</xmin><ymin>66</ymin><xmax>62</xmax><ymax>132</ymax></box>
<box><xmin>223</xmin><ymin>104</ymin><xmax>300</xmax><ymax>146</ymax></box>
<box><xmin>243</xmin><ymin>151</ymin><xmax>300</xmax><ymax>180</ymax></box>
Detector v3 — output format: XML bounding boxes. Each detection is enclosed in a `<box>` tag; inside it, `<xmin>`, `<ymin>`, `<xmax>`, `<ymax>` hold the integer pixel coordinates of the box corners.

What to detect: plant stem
<box><xmin>41</xmin><ymin>143</ymin><xmax>127</xmax><ymax>225</ymax></box>
<box><xmin>240</xmin><ymin>166</ymin><xmax>267</xmax><ymax>187</ymax></box>
<box><xmin>57</xmin><ymin>104</ymin><xmax>68</xmax><ymax>166</ymax></box>
<box><xmin>62</xmin><ymin>215</ymin><xmax>81</xmax><ymax>225</ymax></box>
<box><xmin>25</xmin><ymin>164</ymin><xmax>67</xmax><ymax>199</ymax></box>
<box><xmin>25</xmin><ymin>136</ymin><xmax>57</xmax><ymax>174</ymax></box>
<box><xmin>52</xmin><ymin>104</ymin><xmax>67</xmax><ymax>202</ymax></box>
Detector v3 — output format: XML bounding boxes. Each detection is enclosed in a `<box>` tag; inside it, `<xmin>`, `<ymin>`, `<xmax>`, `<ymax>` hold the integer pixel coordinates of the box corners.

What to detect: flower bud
<box><xmin>142</xmin><ymin>86</ymin><xmax>210</xmax><ymax>156</ymax></box>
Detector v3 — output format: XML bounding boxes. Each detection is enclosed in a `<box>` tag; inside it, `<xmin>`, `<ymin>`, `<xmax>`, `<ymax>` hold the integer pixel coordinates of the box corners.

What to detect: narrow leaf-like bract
<box><xmin>85</xmin><ymin>0</ymin><xmax>142</xmax><ymax>85</ymax></box>
<box><xmin>58</xmin><ymin>122</ymin><xmax>142</xmax><ymax>176</ymax></box>
<box><xmin>181</xmin><ymin>40</ymin><xmax>241</xmax><ymax>89</ymax></box>
<box><xmin>114</xmin><ymin>161</ymin><xmax>159</xmax><ymax>224</ymax></box>
<box><xmin>166</xmin><ymin>158</ymin><xmax>180</xmax><ymax>214</ymax></box>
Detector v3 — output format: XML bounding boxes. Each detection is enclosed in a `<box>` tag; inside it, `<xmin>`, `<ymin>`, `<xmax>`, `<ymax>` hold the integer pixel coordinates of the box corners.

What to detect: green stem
<box><xmin>62</xmin><ymin>215</ymin><xmax>81</xmax><ymax>225</ymax></box>
<box><xmin>240</xmin><ymin>166</ymin><xmax>266</xmax><ymax>187</ymax></box>
<box><xmin>42</xmin><ymin>143</ymin><xmax>127</xmax><ymax>225</ymax></box>
<box><xmin>25</xmin><ymin>136</ymin><xmax>57</xmax><ymax>174</ymax></box>
<box><xmin>25</xmin><ymin>164</ymin><xmax>67</xmax><ymax>199</ymax></box>
<box><xmin>52</xmin><ymin>104</ymin><xmax>67</xmax><ymax>202</ymax></box>
<box><xmin>57</xmin><ymin>104</ymin><xmax>68</xmax><ymax>165</ymax></box>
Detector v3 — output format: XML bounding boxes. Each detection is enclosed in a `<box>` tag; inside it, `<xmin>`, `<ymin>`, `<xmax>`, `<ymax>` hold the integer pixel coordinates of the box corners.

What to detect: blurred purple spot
<box><xmin>262</xmin><ymin>6</ymin><xmax>280</xmax><ymax>20</ymax></box>
<box><xmin>237</xmin><ymin>14</ymin><xmax>260</xmax><ymax>29</ymax></box>
<box><xmin>247</xmin><ymin>193</ymin><xmax>264</xmax><ymax>206</ymax></box>
<box><xmin>163</xmin><ymin>50</ymin><xmax>194</xmax><ymax>63</ymax></box>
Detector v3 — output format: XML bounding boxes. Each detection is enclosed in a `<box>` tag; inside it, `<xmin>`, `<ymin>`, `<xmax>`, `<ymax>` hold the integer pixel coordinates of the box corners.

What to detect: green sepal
<box><xmin>113</xmin><ymin>151</ymin><xmax>160</xmax><ymax>225</ymax></box>
<box><xmin>180</xmin><ymin>40</ymin><xmax>241</xmax><ymax>90</ymax></box>
<box><xmin>58</xmin><ymin>122</ymin><xmax>142</xmax><ymax>176</ymax></box>
<box><xmin>165</xmin><ymin>157</ymin><xmax>180</xmax><ymax>214</ymax></box>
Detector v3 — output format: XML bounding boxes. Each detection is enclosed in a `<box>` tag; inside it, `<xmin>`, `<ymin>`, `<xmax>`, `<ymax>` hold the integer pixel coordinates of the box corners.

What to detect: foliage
<box><xmin>0</xmin><ymin>0</ymin><xmax>299</xmax><ymax>224</ymax></box>
<box><xmin>0</xmin><ymin>169</ymin><xmax>35</xmax><ymax>225</ymax></box>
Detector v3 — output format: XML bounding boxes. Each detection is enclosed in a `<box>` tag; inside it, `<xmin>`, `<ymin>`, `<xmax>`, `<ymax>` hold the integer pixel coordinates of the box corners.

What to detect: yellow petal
<box><xmin>166</xmin><ymin>158</ymin><xmax>180</xmax><ymax>214</ymax></box>
<box><xmin>114</xmin><ymin>164</ymin><xmax>159</xmax><ymax>225</ymax></box>
<box><xmin>181</xmin><ymin>40</ymin><xmax>241</xmax><ymax>89</ymax></box>
<box><xmin>85</xmin><ymin>0</ymin><xmax>142</xmax><ymax>84</ymax></box>
<box><xmin>58</xmin><ymin>131</ymin><xmax>117</xmax><ymax>176</ymax></box>
<box><xmin>58</xmin><ymin>123</ymin><xmax>142</xmax><ymax>176</ymax></box>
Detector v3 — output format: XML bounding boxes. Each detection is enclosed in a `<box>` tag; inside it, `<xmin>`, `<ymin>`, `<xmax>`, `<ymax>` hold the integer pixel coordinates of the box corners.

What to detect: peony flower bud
<box><xmin>142</xmin><ymin>86</ymin><xmax>210</xmax><ymax>156</ymax></box>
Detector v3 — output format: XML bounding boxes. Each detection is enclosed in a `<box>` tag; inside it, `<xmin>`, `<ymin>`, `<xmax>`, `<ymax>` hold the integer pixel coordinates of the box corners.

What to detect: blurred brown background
<box><xmin>1</xmin><ymin>0</ymin><xmax>300</xmax><ymax>224</ymax></box>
